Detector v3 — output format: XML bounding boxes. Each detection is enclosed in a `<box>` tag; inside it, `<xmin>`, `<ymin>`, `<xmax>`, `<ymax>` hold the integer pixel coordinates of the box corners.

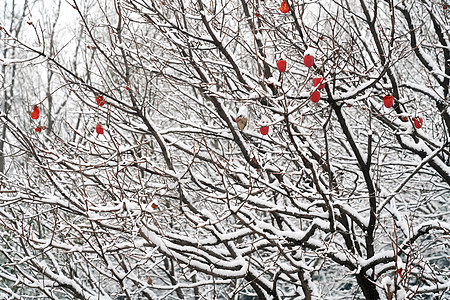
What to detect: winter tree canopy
<box><xmin>1</xmin><ymin>0</ymin><xmax>449</xmax><ymax>299</ymax></box>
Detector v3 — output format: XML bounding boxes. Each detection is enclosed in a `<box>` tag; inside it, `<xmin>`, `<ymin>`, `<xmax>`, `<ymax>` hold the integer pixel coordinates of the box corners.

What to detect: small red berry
<box><xmin>276</xmin><ymin>59</ymin><xmax>287</xmax><ymax>72</ymax></box>
<box><xmin>280</xmin><ymin>1</ymin><xmax>290</xmax><ymax>13</ymax></box>
<box><xmin>383</xmin><ymin>95</ymin><xmax>393</xmax><ymax>108</ymax></box>
<box><xmin>414</xmin><ymin>117</ymin><xmax>423</xmax><ymax>129</ymax></box>
<box><xmin>313</xmin><ymin>77</ymin><xmax>325</xmax><ymax>89</ymax></box>
<box><xmin>397</xmin><ymin>268</ymin><xmax>403</xmax><ymax>278</ymax></box>
<box><xmin>96</xmin><ymin>95</ymin><xmax>106</xmax><ymax>106</ymax></box>
<box><xmin>304</xmin><ymin>55</ymin><xmax>314</xmax><ymax>68</ymax></box>
<box><xmin>30</xmin><ymin>106</ymin><xmax>40</xmax><ymax>119</ymax></box>
<box><xmin>96</xmin><ymin>124</ymin><xmax>104</xmax><ymax>134</ymax></box>
<box><xmin>310</xmin><ymin>91</ymin><xmax>320</xmax><ymax>103</ymax></box>
<box><xmin>151</xmin><ymin>203</ymin><xmax>158</xmax><ymax>209</ymax></box>
<box><xmin>260</xmin><ymin>126</ymin><xmax>269</xmax><ymax>135</ymax></box>
<box><xmin>34</xmin><ymin>125</ymin><xmax>47</xmax><ymax>132</ymax></box>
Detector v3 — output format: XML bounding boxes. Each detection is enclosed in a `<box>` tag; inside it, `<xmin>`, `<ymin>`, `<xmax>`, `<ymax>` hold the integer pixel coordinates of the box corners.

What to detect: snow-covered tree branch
<box><xmin>0</xmin><ymin>0</ymin><xmax>449</xmax><ymax>299</ymax></box>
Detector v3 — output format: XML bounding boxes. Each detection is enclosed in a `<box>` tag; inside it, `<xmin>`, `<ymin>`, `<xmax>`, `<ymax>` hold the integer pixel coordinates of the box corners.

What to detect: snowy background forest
<box><xmin>1</xmin><ymin>0</ymin><xmax>449</xmax><ymax>299</ymax></box>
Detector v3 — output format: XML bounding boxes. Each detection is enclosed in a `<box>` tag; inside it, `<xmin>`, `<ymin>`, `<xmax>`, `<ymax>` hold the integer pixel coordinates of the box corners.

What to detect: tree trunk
<box><xmin>356</xmin><ymin>272</ymin><xmax>380</xmax><ymax>300</ymax></box>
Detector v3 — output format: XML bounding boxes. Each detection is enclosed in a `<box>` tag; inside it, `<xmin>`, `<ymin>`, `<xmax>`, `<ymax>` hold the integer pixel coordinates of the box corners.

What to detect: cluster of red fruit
<box><xmin>276</xmin><ymin>53</ymin><xmax>322</xmax><ymax>102</ymax></box>
<box><xmin>30</xmin><ymin>105</ymin><xmax>44</xmax><ymax>132</ymax></box>
<box><xmin>382</xmin><ymin>95</ymin><xmax>423</xmax><ymax>129</ymax></box>
<box><xmin>30</xmin><ymin>94</ymin><xmax>109</xmax><ymax>134</ymax></box>
<box><xmin>95</xmin><ymin>95</ymin><xmax>106</xmax><ymax>134</ymax></box>
<box><xmin>252</xmin><ymin>54</ymin><xmax>318</xmax><ymax>135</ymax></box>
<box><xmin>278</xmin><ymin>2</ymin><xmax>324</xmax><ymax>102</ymax></box>
<box><xmin>302</xmin><ymin>54</ymin><xmax>325</xmax><ymax>103</ymax></box>
<box><xmin>277</xmin><ymin>0</ymin><xmax>424</xmax><ymax>129</ymax></box>
<box><xmin>95</xmin><ymin>88</ymin><xmax>130</xmax><ymax>134</ymax></box>
<box><xmin>94</xmin><ymin>87</ymin><xmax>130</xmax><ymax>134</ymax></box>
